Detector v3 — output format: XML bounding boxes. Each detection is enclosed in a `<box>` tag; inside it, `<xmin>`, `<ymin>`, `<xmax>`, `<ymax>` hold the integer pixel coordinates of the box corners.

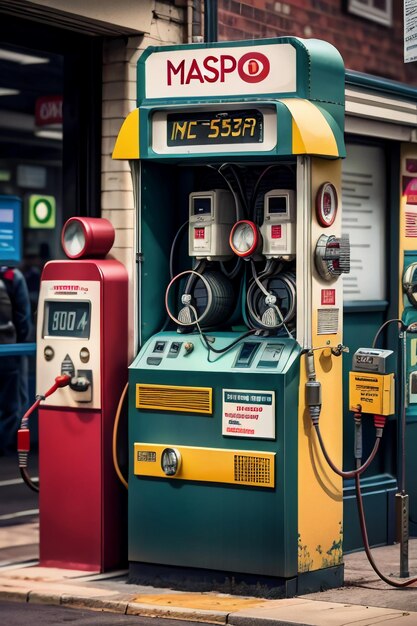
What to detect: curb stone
<box><xmin>126</xmin><ymin>601</ymin><xmax>229</xmax><ymax>623</ymax></box>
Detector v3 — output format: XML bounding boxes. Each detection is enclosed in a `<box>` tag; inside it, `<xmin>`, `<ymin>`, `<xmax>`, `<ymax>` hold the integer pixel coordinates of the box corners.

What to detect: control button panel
<box><xmin>168</xmin><ymin>341</ymin><xmax>182</xmax><ymax>358</ymax></box>
<box><xmin>153</xmin><ymin>341</ymin><xmax>167</xmax><ymax>354</ymax></box>
<box><xmin>233</xmin><ymin>342</ymin><xmax>260</xmax><ymax>368</ymax></box>
<box><xmin>257</xmin><ymin>343</ymin><xmax>283</xmax><ymax>368</ymax></box>
<box><xmin>147</xmin><ymin>356</ymin><xmax>162</xmax><ymax>366</ymax></box>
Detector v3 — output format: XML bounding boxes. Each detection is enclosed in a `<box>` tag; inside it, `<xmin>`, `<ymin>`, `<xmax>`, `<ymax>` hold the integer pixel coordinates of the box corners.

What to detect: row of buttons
<box><xmin>44</xmin><ymin>345</ymin><xmax>90</xmax><ymax>363</ymax></box>
<box><xmin>146</xmin><ymin>341</ymin><xmax>183</xmax><ymax>366</ymax></box>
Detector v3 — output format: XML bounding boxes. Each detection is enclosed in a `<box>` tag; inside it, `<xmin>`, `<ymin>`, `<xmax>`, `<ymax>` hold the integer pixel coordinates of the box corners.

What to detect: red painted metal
<box><xmin>38</xmin><ymin>259</ymin><xmax>128</xmax><ymax>571</ymax></box>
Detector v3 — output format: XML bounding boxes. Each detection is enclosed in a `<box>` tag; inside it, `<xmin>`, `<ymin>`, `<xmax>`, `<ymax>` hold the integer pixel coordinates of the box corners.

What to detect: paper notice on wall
<box><xmin>341</xmin><ymin>144</ymin><xmax>386</xmax><ymax>301</ymax></box>
<box><xmin>405</xmin><ymin>0</ymin><xmax>417</xmax><ymax>63</ymax></box>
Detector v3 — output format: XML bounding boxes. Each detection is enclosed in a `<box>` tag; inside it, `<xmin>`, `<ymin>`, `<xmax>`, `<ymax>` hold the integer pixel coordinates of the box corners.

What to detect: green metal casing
<box><xmin>129</xmin><ymin>333</ymin><xmax>300</xmax><ymax>577</ymax></box>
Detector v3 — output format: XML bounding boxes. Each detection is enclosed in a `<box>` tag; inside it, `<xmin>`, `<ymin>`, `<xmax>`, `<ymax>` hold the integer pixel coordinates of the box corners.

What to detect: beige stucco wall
<box><xmin>101</xmin><ymin>1</ymin><xmax>186</xmax><ymax>357</ymax></box>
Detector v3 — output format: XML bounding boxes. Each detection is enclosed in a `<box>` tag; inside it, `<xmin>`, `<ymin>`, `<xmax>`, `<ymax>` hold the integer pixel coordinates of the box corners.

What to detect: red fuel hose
<box><xmin>355</xmin><ymin>474</ymin><xmax>417</xmax><ymax>588</ymax></box>
<box><xmin>18</xmin><ymin>375</ymin><xmax>71</xmax><ymax>492</ymax></box>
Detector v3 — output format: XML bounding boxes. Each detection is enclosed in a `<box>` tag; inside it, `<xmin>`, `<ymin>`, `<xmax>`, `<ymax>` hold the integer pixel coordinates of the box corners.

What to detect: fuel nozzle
<box><xmin>55</xmin><ymin>374</ymin><xmax>71</xmax><ymax>387</ymax></box>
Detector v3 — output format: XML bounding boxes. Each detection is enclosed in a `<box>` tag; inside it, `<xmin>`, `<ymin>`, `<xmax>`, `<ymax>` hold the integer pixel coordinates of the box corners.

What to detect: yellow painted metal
<box><xmin>349</xmin><ymin>372</ymin><xmax>395</xmax><ymax>416</ymax></box>
<box><xmin>134</xmin><ymin>443</ymin><xmax>275</xmax><ymax>488</ymax></box>
<box><xmin>112</xmin><ymin>108</ymin><xmax>140</xmax><ymax>159</ymax></box>
<box><xmin>280</xmin><ymin>99</ymin><xmax>339</xmax><ymax>157</ymax></box>
<box><xmin>297</xmin><ymin>157</ymin><xmax>343</xmax><ymax>574</ymax></box>
<box><xmin>136</xmin><ymin>383</ymin><xmax>212</xmax><ymax>414</ymax></box>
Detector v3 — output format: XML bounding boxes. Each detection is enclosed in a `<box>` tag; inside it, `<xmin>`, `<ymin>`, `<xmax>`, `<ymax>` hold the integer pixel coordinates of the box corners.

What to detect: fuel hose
<box><xmin>18</xmin><ymin>374</ymin><xmax>71</xmax><ymax>492</ymax></box>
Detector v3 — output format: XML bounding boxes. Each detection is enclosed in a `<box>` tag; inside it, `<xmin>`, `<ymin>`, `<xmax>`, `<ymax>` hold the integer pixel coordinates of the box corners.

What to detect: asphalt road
<box><xmin>0</xmin><ymin>601</ymin><xmax>205</xmax><ymax>625</ymax></box>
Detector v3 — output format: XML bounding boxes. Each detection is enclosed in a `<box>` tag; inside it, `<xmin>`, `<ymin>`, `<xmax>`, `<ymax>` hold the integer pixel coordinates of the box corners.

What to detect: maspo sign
<box><xmin>144</xmin><ymin>44</ymin><xmax>296</xmax><ymax>99</ymax></box>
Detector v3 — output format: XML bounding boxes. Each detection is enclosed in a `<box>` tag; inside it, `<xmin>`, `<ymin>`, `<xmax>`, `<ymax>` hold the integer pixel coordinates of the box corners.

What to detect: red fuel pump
<box><xmin>30</xmin><ymin>217</ymin><xmax>128</xmax><ymax>572</ymax></box>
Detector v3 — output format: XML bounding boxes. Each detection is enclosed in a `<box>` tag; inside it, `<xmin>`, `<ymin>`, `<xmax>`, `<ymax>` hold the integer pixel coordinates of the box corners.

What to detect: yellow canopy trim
<box><xmin>112</xmin><ymin>108</ymin><xmax>140</xmax><ymax>159</ymax></box>
<box><xmin>279</xmin><ymin>98</ymin><xmax>339</xmax><ymax>157</ymax></box>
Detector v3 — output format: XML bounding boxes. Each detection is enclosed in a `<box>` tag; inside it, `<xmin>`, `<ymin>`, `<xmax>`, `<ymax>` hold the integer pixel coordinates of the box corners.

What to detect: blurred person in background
<box><xmin>0</xmin><ymin>266</ymin><xmax>32</xmax><ymax>456</ymax></box>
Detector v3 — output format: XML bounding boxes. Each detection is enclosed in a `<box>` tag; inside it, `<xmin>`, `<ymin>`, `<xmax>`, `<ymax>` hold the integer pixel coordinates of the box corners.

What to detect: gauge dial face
<box><xmin>62</xmin><ymin>220</ymin><xmax>86</xmax><ymax>258</ymax></box>
<box><xmin>316</xmin><ymin>182</ymin><xmax>338</xmax><ymax>227</ymax></box>
<box><xmin>161</xmin><ymin>447</ymin><xmax>181</xmax><ymax>476</ymax></box>
<box><xmin>230</xmin><ymin>220</ymin><xmax>258</xmax><ymax>257</ymax></box>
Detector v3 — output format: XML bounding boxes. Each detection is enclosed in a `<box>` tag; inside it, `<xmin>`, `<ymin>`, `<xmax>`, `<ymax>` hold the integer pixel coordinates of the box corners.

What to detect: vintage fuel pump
<box><xmin>114</xmin><ymin>37</ymin><xmax>349</xmax><ymax>595</ymax></box>
<box><xmin>27</xmin><ymin>217</ymin><xmax>128</xmax><ymax>571</ymax></box>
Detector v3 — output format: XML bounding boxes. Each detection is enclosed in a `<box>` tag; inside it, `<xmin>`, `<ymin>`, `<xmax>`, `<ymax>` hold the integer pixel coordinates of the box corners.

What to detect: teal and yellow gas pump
<box><xmin>113</xmin><ymin>37</ymin><xmax>349</xmax><ymax>596</ymax></box>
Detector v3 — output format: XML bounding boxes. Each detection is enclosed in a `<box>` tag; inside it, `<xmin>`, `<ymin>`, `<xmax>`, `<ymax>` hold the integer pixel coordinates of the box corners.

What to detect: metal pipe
<box><xmin>397</xmin><ymin>328</ymin><xmax>409</xmax><ymax>577</ymax></box>
<box><xmin>204</xmin><ymin>0</ymin><xmax>218</xmax><ymax>42</ymax></box>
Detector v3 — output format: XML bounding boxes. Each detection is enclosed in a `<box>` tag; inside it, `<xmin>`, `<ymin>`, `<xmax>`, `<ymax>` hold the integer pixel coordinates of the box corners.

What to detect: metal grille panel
<box><xmin>317</xmin><ymin>308</ymin><xmax>339</xmax><ymax>335</ymax></box>
<box><xmin>234</xmin><ymin>455</ymin><xmax>271</xmax><ymax>485</ymax></box>
<box><xmin>136</xmin><ymin>383</ymin><xmax>212</xmax><ymax>414</ymax></box>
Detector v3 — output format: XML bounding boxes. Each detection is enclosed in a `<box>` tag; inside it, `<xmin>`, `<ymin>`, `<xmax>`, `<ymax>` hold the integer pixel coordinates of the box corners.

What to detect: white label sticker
<box><xmin>222</xmin><ymin>389</ymin><xmax>275</xmax><ymax>439</ymax></box>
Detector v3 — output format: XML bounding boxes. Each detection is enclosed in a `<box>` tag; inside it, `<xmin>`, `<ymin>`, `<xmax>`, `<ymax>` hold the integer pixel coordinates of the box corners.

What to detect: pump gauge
<box><xmin>161</xmin><ymin>447</ymin><xmax>181</xmax><ymax>477</ymax></box>
<box><xmin>316</xmin><ymin>182</ymin><xmax>338</xmax><ymax>227</ymax></box>
<box><xmin>61</xmin><ymin>217</ymin><xmax>115</xmax><ymax>259</ymax></box>
<box><xmin>230</xmin><ymin>220</ymin><xmax>261</xmax><ymax>258</ymax></box>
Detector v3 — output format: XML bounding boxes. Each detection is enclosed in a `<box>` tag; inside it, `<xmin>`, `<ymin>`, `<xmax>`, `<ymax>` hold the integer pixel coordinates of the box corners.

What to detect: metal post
<box><xmin>204</xmin><ymin>0</ymin><xmax>218</xmax><ymax>42</ymax></box>
<box><xmin>396</xmin><ymin>328</ymin><xmax>409</xmax><ymax>577</ymax></box>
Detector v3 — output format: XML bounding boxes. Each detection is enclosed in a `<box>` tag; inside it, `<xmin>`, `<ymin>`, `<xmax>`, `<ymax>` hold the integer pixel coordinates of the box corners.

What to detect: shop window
<box><xmin>347</xmin><ymin>0</ymin><xmax>392</xmax><ymax>26</ymax></box>
<box><xmin>342</xmin><ymin>144</ymin><xmax>386</xmax><ymax>302</ymax></box>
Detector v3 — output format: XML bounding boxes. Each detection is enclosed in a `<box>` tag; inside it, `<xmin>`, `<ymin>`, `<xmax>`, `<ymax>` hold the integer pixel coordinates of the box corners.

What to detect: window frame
<box><xmin>347</xmin><ymin>0</ymin><xmax>393</xmax><ymax>27</ymax></box>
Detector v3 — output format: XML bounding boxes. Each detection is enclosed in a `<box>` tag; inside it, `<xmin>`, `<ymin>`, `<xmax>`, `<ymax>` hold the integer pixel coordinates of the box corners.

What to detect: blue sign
<box><xmin>0</xmin><ymin>195</ymin><xmax>22</xmax><ymax>264</ymax></box>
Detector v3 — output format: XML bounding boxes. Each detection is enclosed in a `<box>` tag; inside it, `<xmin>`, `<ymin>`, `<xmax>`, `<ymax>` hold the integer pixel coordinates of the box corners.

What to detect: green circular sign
<box><xmin>34</xmin><ymin>198</ymin><xmax>52</xmax><ymax>224</ymax></box>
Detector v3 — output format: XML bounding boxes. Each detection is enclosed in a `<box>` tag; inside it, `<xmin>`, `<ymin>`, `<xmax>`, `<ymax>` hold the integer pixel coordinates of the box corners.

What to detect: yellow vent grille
<box><xmin>234</xmin><ymin>455</ymin><xmax>271</xmax><ymax>485</ymax></box>
<box><xmin>136</xmin><ymin>383</ymin><xmax>212</xmax><ymax>414</ymax></box>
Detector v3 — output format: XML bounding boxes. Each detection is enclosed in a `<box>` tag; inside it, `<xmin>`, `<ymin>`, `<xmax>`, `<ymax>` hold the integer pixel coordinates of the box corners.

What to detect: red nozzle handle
<box><xmin>55</xmin><ymin>374</ymin><xmax>71</xmax><ymax>388</ymax></box>
<box><xmin>43</xmin><ymin>374</ymin><xmax>71</xmax><ymax>399</ymax></box>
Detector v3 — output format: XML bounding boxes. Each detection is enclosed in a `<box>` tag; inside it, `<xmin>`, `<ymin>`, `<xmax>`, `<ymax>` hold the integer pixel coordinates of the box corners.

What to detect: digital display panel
<box><xmin>268</xmin><ymin>196</ymin><xmax>288</xmax><ymax>214</ymax></box>
<box><xmin>167</xmin><ymin>109</ymin><xmax>264</xmax><ymax>147</ymax></box>
<box><xmin>44</xmin><ymin>300</ymin><xmax>91</xmax><ymax>338</ymax></box>
<box><xmin>193</xmin><ymin>197</ymin><xmax>212</xmax><ymax>215</ymax></box>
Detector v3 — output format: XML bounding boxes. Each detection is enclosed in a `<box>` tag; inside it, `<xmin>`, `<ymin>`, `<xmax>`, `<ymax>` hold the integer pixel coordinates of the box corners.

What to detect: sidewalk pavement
<box><xmin>1</xmin><ymin>520</ymin><xmax>417</xmax><ymax>625</ymax></box>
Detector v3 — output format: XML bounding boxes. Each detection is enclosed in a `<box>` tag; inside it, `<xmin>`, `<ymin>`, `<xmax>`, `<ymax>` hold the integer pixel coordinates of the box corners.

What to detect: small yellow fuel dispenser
<box><xmin>114</xmin><ymin>36</ymin><xmax>350</xmax><ymax>596</ymax></box>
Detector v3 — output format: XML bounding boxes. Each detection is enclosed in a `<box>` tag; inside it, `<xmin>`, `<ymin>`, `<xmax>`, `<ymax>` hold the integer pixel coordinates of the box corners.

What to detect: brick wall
<box><xmin>218</xmin><ymin>0</ymin><xmax>417</xmax><ymax>84</ymax></box>
<box><xmin>101</xmin><ymin>0</ymin><xmax>185</xmax><ymax>355</ymax></box>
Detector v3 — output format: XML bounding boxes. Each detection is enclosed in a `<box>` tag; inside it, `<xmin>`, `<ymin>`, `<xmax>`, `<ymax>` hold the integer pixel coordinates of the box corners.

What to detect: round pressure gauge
<box><xmin>316</xmin><ymin>182</ymin><xmax>338</xmax><ymax>227</ymax></box>
<box><xmin>61</xmin><ymin>217</ymin><xmax>115</xmax><ymax>259</ymax></box>
<box><xmin>229</xmin><ymin>220</ymin><xmax>260</xmax><ymax>258</ymax></box>
<box><xmin>161</xmin><ymin>448</ymin><xmax>182</xmax><ymax>477</ymax></box>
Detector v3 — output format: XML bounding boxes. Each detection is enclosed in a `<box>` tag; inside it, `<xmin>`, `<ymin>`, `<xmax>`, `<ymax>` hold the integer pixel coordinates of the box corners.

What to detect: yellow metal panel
<box><xmin>134</xmin><ymin>443</ymin><xmax>275</xmax><ymax>488</ymax></box>
<box><xmin>298</xmin><ymin>158</ymin><xmax>343</xmax><ymax>574</ymax></box>
<box><xmin>136</xmin><ymin>383</ymin><xmax>212</xmax><ymax>414</ymax></box>
<box><xmin>349</xmin><ymin>372</ymin><xmax>395</xmax><ymax>416</ymax></box>
<box><xmin>112</xmin><ymin>108</ymin><xmax>140</xmax><ymax>159</ymax></box>
<box><xmin>280</xmin><ymin>99</ymin><xmax>339</xmax><ymax>157</ymax></box>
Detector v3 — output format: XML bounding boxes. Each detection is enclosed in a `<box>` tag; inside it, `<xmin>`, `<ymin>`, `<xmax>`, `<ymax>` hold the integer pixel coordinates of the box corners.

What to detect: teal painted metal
<box><xmin>342</xmin><ymin>307</ymin><xmax>397</xmax><ymax>551</ymax></box>
<box><xmin>134</xmin><ymin>37</ymin><xmax>345</xmax><ymax>161</ymax></box>
<box><xmin>343</xmin><ymin>474</ymin><xmax>397</xmax><ymax>552</ymax></box>
<box><xmin>137</xmin><ymin>38</ymin><xmax>345</xmax><ymax>107</ymax></box>
<box><xmin>346</xmin><ymin>69</ymin><xmax>417</xmax><ymax>101</ymax></box>
<box><xmin>128</xmin><ymin>332</ymin><xmax>300</xmax><ymax>577</ymax></box>
<box><xmin>401</xmin><ymin>253</ymin><xmax>417</xmax><ymax>539</ymax></box>
<box><xmin>128</xmin><ymin>36</ymin><xmax>347</xmax><ymax>591</ymax></box>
